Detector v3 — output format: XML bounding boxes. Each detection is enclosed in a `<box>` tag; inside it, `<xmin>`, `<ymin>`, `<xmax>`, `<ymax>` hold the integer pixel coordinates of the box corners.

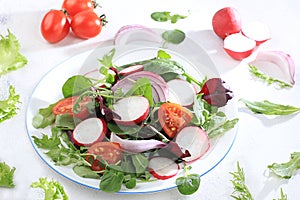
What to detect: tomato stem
<box><xmin>100</xmin><ymin>14</ymin><xmax>108</xmax><ymax>26</ymax></box>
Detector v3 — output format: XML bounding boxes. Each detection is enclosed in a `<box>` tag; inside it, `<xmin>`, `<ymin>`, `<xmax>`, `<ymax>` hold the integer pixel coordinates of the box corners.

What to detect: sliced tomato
<box><xmin>52</xmin><ymin>96</ymin><xmax>91</xmax><ymax>120</ymax></box>
<box><xmin>158</xmin><ymin>102</ymin><xmax>193</xmax><ymax>139</ymax></box>
<box><xmin>86</xmin><ymin>142</ymin><xmax>122</xmax><ymax>171</ymax></box>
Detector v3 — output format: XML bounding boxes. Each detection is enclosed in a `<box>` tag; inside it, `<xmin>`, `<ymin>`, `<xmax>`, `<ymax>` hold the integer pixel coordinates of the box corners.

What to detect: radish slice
<box><xmin>242</xmin><ymin>21</ymin><xmax>271</xmax><ymax>45</ymax></box>
<box><xmin>224</xmin><ymin>33</ymin><xmax>256</xmax><ymax>60</ymax></box>
<box><xmin>148</xmin><ymin>157</ymin><xmax>179</xmax><ymax>180</ymax></box>
<box><xmin>112</xmin><ymin>96</ymin><xmax>150</xmax><ymax>125</ymax></box>
<box><xmin>110</xmin><ymin>132</ymin><xmax>167</xmax><ymax>153</ymax></box>
<box><xmin>114</xmin><ymin>24</ymin><xmax>161</xmax><ymax>45</ymax></box>
<box><xmin>249</xmin><ymin>50</ymin><xmax>295</xmax><ymax>85</ymax></box>
<box><xmin>175</xmin><ymin>126</ymin><xmax>210</xmax><ymax>162</ymax></box>
<box><xmin>167</xmin><ymin>79</ymin><xmax>197</xmax><ymax>107</ymax></box>
<box><xmin>111</xmin><ymin>71</ymin><xmax>169</xmax><ymax>103</ymax></box>
<box><xmin>72</xmin><ymin>118</ymin><xmax>107</xmax><ymax>147</ymax></box>
<box><xmin>118</xmin><ymin>65</ymin><xmax>144</xmax><ymax>76</ymax></box>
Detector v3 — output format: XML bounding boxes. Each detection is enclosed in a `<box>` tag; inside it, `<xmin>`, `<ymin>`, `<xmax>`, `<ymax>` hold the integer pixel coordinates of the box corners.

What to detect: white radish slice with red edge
<box><xmin>72</xmin><ymin>118</ymin><xmax>107</xmax><ymax>147</ymax></box>
<box><xmin>167</xmin><ymin>79</ymin><xmax>197</xmax><ymax>107</ymax></box>
<box><xmin>112</xmin><ymin>96</ymin><xmax>150</xmax><ymax>125</ymax></box>
<box><xmin>175</xmin><ymin>126</ymin><xmax>210</xmax><ymax>162</ymax></box>
<box><xmin>242</xmin><ymin>21</ymin><xmax>271</xmax><ymax>45</ymax></box>
<box><xmin>148</xmin><ymin>157</ymin><xmax>179</xmax><ymax>180</ymax></box>
<box><xmin>224</xmin><ymin>33</ymin><xmax>256</xmax><ymax>60</ymax></box>
<box><xmin>118</xmin><ymin>65</ymin><xmax>144</xmax><ymax>76</ymax></box>
<box><xmin>249</xmin><ymin>51</ymin><xmax>295</xmax><ymax>85</ymax></box>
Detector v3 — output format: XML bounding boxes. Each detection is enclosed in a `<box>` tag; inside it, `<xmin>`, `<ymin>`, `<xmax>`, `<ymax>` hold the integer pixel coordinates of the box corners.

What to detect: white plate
<box><xmin>26</xmin><ymin>28</ymin><xmax>238</xmax><ymax>194</ymax></box>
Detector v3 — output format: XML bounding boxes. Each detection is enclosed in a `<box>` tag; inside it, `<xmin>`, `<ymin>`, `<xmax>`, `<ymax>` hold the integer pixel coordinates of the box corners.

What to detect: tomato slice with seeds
<box><xmin>86</xmin><ymin>142</ymin><xmax>122</xmax><ymax>171</ymax></box>
<box><xmin>158</xmin><ymin>103</ymin><xmax>193</xmax><ymax>139</ymax></box>
<box><xmin>52</xmin><ymin>96</ymin><xmax>91</xmax><ymax>120</ymax></box>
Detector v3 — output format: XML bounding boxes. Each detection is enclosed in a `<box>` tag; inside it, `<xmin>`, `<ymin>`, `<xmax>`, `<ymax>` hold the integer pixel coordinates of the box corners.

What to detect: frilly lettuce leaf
<box><xmin>31</xmin><ymin>177</ymin><xmax>69</xmax><ymax>200</ymax></box>
<box><xmin>0</xmin><ymin>29</ymin><xmax>27</xmax><ymax>75</ymax></box>
<box><xmin>0</xmin><ymin>85</ymin><xmax>20</xmax><ymax>123</ymax></box>
<box><xmin>0</xmin><ymin>162</ymin><xmax>16</xmax><ymax>188</ymax></box>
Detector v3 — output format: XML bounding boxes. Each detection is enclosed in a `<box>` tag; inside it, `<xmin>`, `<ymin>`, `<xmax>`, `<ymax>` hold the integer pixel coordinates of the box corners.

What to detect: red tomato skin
<box><xmin>86</xmin><ymin>142</ymin><xmax>122</xmax><ymax>171</ymax></box>
<box><xmin>62</xmin><ymin>0</ymin><xmax>94</xmax><ymax>17</ymax></box>
<box><xmin>71</xmin><ymin>10</ymin><xmax>102</xmax><ymax>39</ymax></box>
<box><xmin>41</xmin><ymin>10</ymin><xmax>70</xmax><ymax>43</ymax></box>
<box><xmin>52</xmin><ymin>96</ymin><xmax>91</xmax><ymax>120</ymax></box>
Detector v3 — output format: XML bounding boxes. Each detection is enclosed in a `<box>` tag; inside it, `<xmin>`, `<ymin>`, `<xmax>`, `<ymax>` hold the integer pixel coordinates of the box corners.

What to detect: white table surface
<box><xmin>1</xmin><ymin>0</ymin><xmax>300</xmax><ymax>199</ymax></box>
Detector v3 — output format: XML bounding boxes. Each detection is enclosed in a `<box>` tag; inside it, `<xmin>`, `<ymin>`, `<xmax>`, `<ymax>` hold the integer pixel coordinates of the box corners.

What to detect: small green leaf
<box><xmin>157</xmin><ymin>49</ymin><xmax>171</xmax><ymax>59</ymax></box>
<box><xmin>32</xmin><ymin>103</ymin><xmax>56</xmax><ymax>129</ymax></box>
<box><xmin>162</xmin><ymin>29</ymin><xmax>185</xmax><ymax>44</ymax></box>
<box><xmin>62</xmin><ymin>75</ymin><xmax>92</xmax><ymax>98</ymax></box>
<box><xmin>100</xmin><ymin>167</ymin><xmax>124</xmax><ymax>193</ymax></box>
<box><xmin>0</xmin><ymin>85</ymin><xmax>20</xmax><ymax>123</ymax></box>
<box><xmin>98</xmin><ymin>48</ymin><xmax>116</xmax><ymax>68</ymax></box>
<box><xmin>151</xmin><ymin>12</ymin><xmax>171</xmax><ymax>22</ymax></box>
<box><xmin>0</xmin><ymin>162</ymin><xmax>16</xmax><ymax>188</ymax></box>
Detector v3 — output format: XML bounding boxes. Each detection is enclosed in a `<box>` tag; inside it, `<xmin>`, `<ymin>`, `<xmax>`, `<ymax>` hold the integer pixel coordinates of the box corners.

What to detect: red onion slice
<box><xmin>110</xmin><ymin>132</ymin><xmax>167</xmax><ymax>153</ymax></box>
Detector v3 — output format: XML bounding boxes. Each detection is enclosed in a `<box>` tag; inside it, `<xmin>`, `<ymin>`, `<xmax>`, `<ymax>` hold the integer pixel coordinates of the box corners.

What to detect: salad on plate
<box><xmin>28</xmin><ymin>32</ymin><xmax>238</xmax><ymax>194</ymax></box>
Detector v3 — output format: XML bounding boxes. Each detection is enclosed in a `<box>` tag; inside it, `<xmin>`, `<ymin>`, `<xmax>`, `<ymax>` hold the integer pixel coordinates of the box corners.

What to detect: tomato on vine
<box><xmin>71</xmin><ymin>10</ymin><xmax>105</xmax><ymax>39</ymax></box>
<box><xmin>40</xmin><ymin>9</ymin><xmax>70</xmax><ymax>43</ymax></box>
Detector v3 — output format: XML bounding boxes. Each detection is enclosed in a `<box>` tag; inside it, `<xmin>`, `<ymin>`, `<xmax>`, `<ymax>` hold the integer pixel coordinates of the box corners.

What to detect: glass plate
<box><xmin>26</xmin><ymin>28</ymin><xmax>238</xmax><ymax>194</ymax></box>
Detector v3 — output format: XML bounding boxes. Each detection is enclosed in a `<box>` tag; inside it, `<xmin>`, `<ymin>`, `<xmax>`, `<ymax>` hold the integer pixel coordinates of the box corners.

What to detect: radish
<box><xmin>223</xmin><ymin>33</ymin><xmax>256</xmax><ymax>60</ymax></box>
<box><xmin>175</xmin><ymin>126</ymin><xmax>210</xmax><ymax>162</ymax></box>
<box><xmin>242</xmin><ymin>21</ymin><xmax>271</xmax><ymax>45</ymax></box>
<box><xmin>167</xmin><ymin>79</ymin><xmax>197</xmax><ymax>107</ymax></box>
<box><xmin>212</xmin><ymin>7</ymin><xmax>242</xmax><ymax>39</ymax></box>
<box><xmin>112</xmin><ymin>96</ymin><xmax>150</xmax><ymax>125</ymax></box>
<box><xmin>148</xmin><ymin>156</ymin><xmax>180</xmax><ymax>180</ymax></box>
<box><xmin>118</xmin><ymin>65</ymin><xmax>144</xmax><ymax>76</ymax></box>
<box><xmin>72</xmin><ymin>117</ymin><xmax>107</xmax><ymax>147</ymax></box>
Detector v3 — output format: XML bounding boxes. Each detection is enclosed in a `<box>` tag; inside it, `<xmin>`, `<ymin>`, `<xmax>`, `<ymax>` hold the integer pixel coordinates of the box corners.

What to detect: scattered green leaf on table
<box><xmin>0</xmin><ymin>162</ymin><xmax>16</xmax><ymax>188</ymax></box>
<box><xmin>230</xmin><ymin>162</ymin><xmax>254</xmax><ymax>200</ymax></box>
<box><xmin>268</xmin><ymin>152</ymin><xmax>300</xmax><ymax>179</ymax></box>
<box><xmin>240</xmin><ymin>98</ymin><xmax>300</xmax><ymax>115</ymax></box>
<box><xmin>31</xmin><ymin>177</ymin><xmax>69</xmax><ymax>200</ymax></box>
<box><xmin>0</xmin><ymin>85</ymin><xmax>20</xmax><ymax>123</ymax></box>
<box><xmin>0</xmin><ymin>29</ymin><xmax>28</xmax><ymax>75</ymax></box>
<box><xmin>151</xmin><ymin>11</ymin><xmax>187</xmax><ymax>23</ymax></box>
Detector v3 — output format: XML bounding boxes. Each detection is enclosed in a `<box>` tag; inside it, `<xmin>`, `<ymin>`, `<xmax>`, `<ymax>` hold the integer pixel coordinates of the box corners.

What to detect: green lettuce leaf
<box><xmin>31</xmin><ymin>177</ymin><xmax>69</xmax><ymax>200</ymax></box>
<box><xmin>0</xmin><ymin>85</ymin><xmax>20</xmax><ymax>123</ymax></box>
<box><xmin>0</xmin><ymin>29</ymin><xmax>27</xmax><ymax>75</ymax></box>
<box><xmin>0</xmin><ymin>162</ymin><xmax>16</xmax><ymax>188</ymax></box>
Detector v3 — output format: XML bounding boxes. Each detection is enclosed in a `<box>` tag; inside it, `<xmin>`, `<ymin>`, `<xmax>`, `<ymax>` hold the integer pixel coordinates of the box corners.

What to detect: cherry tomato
<box><xmin>158</xmin><ymin>103</ymin><xmax>193</xmax><ymax>139</ymax></box>
<box><xmin>62</xmin><ymin>0</ymin><xmax>94</xmax><ymax>17</ymax></box>
<box><xmin>40</xmin><ymin>9</ymin><xmax>70</xmax><ymax>43</ymax></box>
<box><xmin>52</xmin><ymin>96</ymin><xmax>91</xmax><ymax>120</ymax></box>
<box><xmin>71</xmin><ymin>10</ymin><xmax>102</xmax><ymax>39</ymax></box>
<box><xmin>86</xmin><ymin>142</ymin><xmax>122</xmax><ymax>171</ymax></box>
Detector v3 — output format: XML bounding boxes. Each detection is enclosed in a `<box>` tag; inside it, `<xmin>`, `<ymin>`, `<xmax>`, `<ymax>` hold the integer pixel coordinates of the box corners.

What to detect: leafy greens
<box><xmin>0</xmin><ymin>85</ymin><xmax>20</xmax><ymax>123</ymax></box>
<box><xmin>0</xmin><ymin>162</ymin><xmax>16</xmax><ymax>188</ymax></box>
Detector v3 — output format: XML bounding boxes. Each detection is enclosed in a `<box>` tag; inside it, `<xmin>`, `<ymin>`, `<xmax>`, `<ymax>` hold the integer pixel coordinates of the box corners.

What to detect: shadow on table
<box><xmin>187</xmin><ymin>29</ymin><xmax>241</xmax><ymax>75</ymax></box>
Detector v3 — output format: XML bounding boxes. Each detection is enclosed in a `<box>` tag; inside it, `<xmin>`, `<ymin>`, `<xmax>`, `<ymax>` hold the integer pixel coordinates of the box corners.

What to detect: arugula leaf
<box><xmin>32</xmin><ymin>102</ymin><xmax>56</xmax><ymax>129</ymax></box>
<box><xmin>162</xmin><ymin>29</ymin><xmax>185</xmax><ymax>45</ymax></box>
<box><xmin>268</xmin><ymin>152</ymin><xmax>300</xmax><ymax>179</ymax></box>
<box><xmin>0</xmin><ymin>29</ymin><xmax>27</xmax><ymax>75</ymax></box>
<box><xmin>230</xmin><ymin>162</ymin><xmax>254</xmax><ymax>200</ymax></box>
<box><xmin>207</xmin><ymin>117</ymin><xmax>239</xmax><ymax>139</ymax></box>
<box><xmin>0</xmin><ymin>162</ymin><xmax>16</xmax><ymax>188</ymax></box>
<box><xmin>151</xmin><ymin>11</ymin><xmax>187</xmax><ymax>23</ymax></box>
<box><xmin>62</xmin><ymin>75</ymin><xmax>92</xmax><ymax>98</ymax></box>
<box><xmin>240</xmin><ymin>98</ymin><xmax>300</xmax><ymax>115</ymax></box>
<box><xmin>176</xmin><ymin>166</ymin><xmax>200</xmax><ymax>195</ymax></box>
<box><xmin>249</xmin><ymin>65</ymin><xmax>293</xmax><ymax>88</ymax></box>
<box><xmin>0</xmin><ymin>85</ymin><xmax>20</xmax><ymax>123</ymax></box>
<box><xmin>31</xmin><ymin>177</ymin><xmax>69</xmax><ymax>200</ymax></box>
<box><xmin>125</xmin><ymin>77</ymin><xmax>153</xmax><ymax>106</ymax></box>
<box><xmin>54</xmin><ymin>114</ymin><xmax>81</xmax><ymax>130</ymax></box>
